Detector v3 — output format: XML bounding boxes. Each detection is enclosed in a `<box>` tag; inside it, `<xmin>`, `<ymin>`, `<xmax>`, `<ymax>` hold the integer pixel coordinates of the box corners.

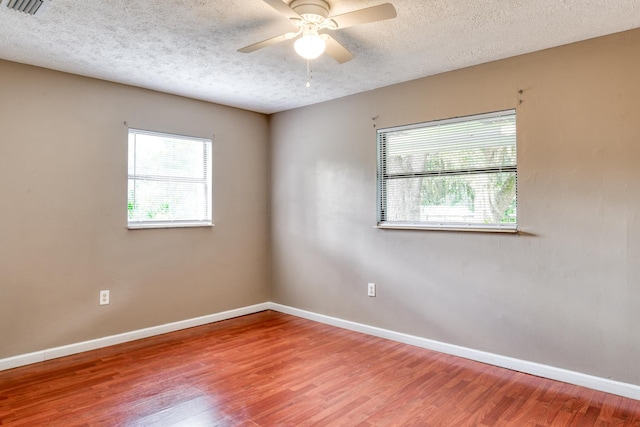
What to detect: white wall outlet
<box><xmin>99</xmin><ymin>290</ymin><xmax>110</xmax><ymax>305</ymax></box>
<box><xmin>368</xmin><ymin>283</ymin><xmax>376</xmax><ymax>297</ymax></box>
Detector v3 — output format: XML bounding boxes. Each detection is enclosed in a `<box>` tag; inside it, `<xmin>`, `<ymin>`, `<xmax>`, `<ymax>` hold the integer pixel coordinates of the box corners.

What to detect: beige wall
<box><xmin>270</xmin><ymin>29</ymin><xmax>640</xmax><ymax>385</ymax></box>
<box><xmin>0</xmin><ymin>60</ymin><xmax>270</xmax><ymax>358</ymax></box>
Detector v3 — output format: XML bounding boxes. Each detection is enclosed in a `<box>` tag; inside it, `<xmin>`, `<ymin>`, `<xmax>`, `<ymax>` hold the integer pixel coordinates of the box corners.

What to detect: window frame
<box><xmin>127</xmin><ymin>128</ymin><xmax>213</xmax><ymax>230</ymax></box>
<box><xmin>376</xmin><ymin>109</ymin><xmax>517</xmax><ymax>233</ymax></box>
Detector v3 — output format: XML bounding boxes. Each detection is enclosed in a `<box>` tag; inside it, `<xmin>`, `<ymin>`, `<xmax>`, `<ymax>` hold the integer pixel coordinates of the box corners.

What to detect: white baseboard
<box><xmin>0</xmin><ymin>303</ymin><xmax>270</xmax><ymax>372</ymax></box>
<box><xmin>3</xmin><ymin>301</ymin><xmax>639</xmax><ymax>401</ymax></box>
<box><xmin>268</xmin><ymin>303</ymin><xmax>640</xmax><ymax>401</ymax></box>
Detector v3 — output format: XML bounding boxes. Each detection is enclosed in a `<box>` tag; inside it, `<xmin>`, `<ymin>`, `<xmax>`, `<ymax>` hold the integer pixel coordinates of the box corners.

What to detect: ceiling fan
<box><xmin>238</xmin><ymin>0</ymin><xmax>397</xmax><ymax>64</ymax></box>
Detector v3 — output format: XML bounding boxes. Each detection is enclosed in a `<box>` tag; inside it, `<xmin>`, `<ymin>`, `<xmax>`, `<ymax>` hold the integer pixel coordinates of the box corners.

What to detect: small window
<box><xmin>377</xmin><ymin>110</ymin><xmax>517</xmax><ymax>232</ymax></box>
<box><xmin>127</xmin><ymin>128</ymin><xmax>212</xmax><ymax>229</ymax></box>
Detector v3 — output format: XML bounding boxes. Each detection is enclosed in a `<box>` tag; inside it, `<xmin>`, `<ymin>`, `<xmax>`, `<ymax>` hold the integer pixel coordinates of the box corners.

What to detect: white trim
<box><xmin>268</xmin><ymin>303</ymin><xmax>640</xmax><ymax>401</ymax></box>
<box><xmin>2</xmin><ymin>301</ymin><xmax>639</xmax><ymax>401</ymax></box>
<box><xmin>127</xmin><ymin>127</ymin><xmax>211</xmax><ymax>143</ymax></box>
<box><xmin>374</xmin><ymin>224</ymin><xmax>518</xmax><ymax>233</ymax></box>
<box><xmin>127</xmin><ymin>222</ymin><xmax>213</xmax><ymax>230</ymax></box>
<box><xmin>376</xmin><ymin>109</ymin><xmax>517</xmax><ymax>134</ymax></box>
<box><xmin>0</xmin><ymin>303</ymin><xmax>269</xmax><ymax>372</ymax></box>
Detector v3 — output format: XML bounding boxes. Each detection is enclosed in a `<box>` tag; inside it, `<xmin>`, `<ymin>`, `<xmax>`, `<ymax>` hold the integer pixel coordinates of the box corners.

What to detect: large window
<box><xmin>377</xmin><ymin>110</ymin><xmax>517</xmax><ymax>232</ymax></box>
<box><xmin>127</xmin><ymin>129</ymin><xmax>212</xmax><ymax>229</ymax></box>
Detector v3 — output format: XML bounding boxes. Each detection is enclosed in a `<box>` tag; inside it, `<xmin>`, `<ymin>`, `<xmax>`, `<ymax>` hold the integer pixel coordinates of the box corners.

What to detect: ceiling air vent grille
<box><xmin>1</xmin><ymin>0</ymin><xmax>50</xmax><ymax>15</ymax></box>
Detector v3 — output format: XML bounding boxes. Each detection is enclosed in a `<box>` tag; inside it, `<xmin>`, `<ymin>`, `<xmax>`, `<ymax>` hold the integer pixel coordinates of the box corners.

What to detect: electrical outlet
<box><xmin>99</xmin><ymin>290</ymin><xmax>110</xmax><ymax>305</ymax></box>
<box><xmin>368</xmin><ymin>283</ymin><xmax>376</xmax><ymax>297</ymax></box>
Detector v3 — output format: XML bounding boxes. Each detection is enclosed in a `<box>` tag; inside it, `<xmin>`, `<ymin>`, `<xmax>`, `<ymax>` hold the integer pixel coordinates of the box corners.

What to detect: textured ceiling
<box><xmin>0</xmin><ymin>0</ymin><xmax>639</xmax><ymax>114</ymax></box>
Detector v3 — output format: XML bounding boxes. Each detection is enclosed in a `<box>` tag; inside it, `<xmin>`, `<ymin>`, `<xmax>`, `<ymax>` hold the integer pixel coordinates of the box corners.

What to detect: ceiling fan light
<box><xmin>294</xmin><ymin>33</ymin><xmax>326</xmax><ymax>59</ymax></box>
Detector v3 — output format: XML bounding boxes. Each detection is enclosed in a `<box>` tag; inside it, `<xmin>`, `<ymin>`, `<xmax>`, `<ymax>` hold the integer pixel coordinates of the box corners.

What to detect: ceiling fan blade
<box><xmin>262</xmin><ymin>0</ymin><xmax>301</xmax><ymax>20</ymax></box>
<box><xmin>328</xmin><ymin>3</ymin><xmax>397</xmax><ymax>29</ymax></box>
<box><xmin>238</xmin><ymin>32</ymin><xmax>298</xmax><ymax>53</ymax></box>
<box><xmin>321</xmin><ymin>34</ymin><xmax>355</xmax><ymax>64</ymax></box>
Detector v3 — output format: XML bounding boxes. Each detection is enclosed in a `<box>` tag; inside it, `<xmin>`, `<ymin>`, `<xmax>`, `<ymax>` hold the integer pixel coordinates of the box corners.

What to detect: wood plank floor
<box><xmin>0</xmin><ymin>310</ymin><xmax>638</xmax><ymax>426</ymax></box>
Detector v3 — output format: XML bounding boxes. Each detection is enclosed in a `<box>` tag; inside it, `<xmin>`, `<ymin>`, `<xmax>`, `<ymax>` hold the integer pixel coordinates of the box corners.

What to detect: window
<box><xmin>127</xmin><ymin>128</ymin><xmax>212</xmax><ymax>229</ymax></box>
<box><xmin>377</xmin><ymin>110</ymin><xmax>517</xmax><ymax>232</ymax></box>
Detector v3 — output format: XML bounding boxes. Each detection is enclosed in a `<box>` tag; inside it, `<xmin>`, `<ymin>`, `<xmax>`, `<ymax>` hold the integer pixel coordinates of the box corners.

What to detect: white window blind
<box><xmin>377</xmin><ymin>110</ymin><xmax>517</xmax><ymax>231</ymax></box>
<box><xmin>127</xmin><ymin>129</ymin><xmax>212</xmax><ymax>229</ymax></box>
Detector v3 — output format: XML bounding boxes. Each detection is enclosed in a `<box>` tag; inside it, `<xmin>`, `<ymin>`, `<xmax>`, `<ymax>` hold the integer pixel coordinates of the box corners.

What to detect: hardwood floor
<box><xmin>0</xmin><ymin>310</ymin><xmax>638</xmax><ymax>426</ymax></box>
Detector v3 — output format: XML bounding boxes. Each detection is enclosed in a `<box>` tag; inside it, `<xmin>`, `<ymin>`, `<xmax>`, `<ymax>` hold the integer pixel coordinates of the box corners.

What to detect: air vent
<box><xmin>1</xmin><ymin>0</ymin><xmax>50</xmax><ymax>15</ymax></box>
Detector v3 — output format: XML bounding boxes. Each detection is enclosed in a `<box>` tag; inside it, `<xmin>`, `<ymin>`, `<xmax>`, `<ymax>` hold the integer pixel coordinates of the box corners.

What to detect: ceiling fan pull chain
<box><xmin>306</xmin><ymin>59</ymin><xmax>312</xmax><ymax>88</ymax></box>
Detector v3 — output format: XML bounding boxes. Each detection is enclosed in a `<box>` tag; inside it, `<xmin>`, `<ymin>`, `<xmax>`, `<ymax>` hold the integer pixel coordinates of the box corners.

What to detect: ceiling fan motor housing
<box><xmin>290</xmin><ymin>0</ymin><xmax>329</xmax><ymax>23</ymax></box>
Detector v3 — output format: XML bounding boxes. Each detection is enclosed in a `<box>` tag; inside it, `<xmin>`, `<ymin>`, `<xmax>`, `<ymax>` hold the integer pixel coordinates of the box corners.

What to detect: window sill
<box><xmin>127</xmin><ymin>222</ymin><xmax>214</xmax><ymax>230</ymax></box>
<box><xmin>374</xmin><ymin>223</ymin><xmax>518</xmax><ymax>233</ymax></box>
